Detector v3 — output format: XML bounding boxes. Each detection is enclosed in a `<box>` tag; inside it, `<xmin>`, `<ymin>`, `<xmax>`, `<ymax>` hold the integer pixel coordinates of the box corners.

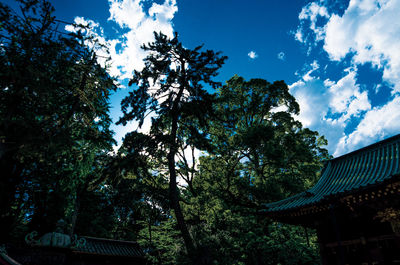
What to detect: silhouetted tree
<box><xmin>0</xmin><ymin>0</ymin><xmax>116</xmax><ymax>241</ymax></box>
<box><xmin>118</xmin><ymin>32</ymin><xmax>226</xmax><ymax>262</ymax></box>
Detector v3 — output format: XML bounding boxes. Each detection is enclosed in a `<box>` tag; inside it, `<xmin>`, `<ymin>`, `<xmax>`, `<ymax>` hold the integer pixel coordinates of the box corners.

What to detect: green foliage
<box><xmin>209</xmin><ymin>75</ymin><xmax>329</xmax><ymax>203</ymax></box>
<box><xmin>138</xmin><ymin>218</ymin><xmax>185</xmax><ymax>265</ymax></box>
<box><xmin>1</xmin><ymin>2</ymin><xmax>329</xmax><ymax>263</ymax></box>
<box><xmin>113</xmin><ymin>63</ymin><xmax>327</xmax><ymax>264</ymax></box>
<box><xmin>0</xmin><ymin>0</ymin><xmax>116</xmax><ymax>241</ymax></box>
<box><xmin>74</xmin><ymin>187</ymin><xmax>116</xmax><ymax>238</ymax></box>
<box><xmin>117</xmin><ymin>31</ymin><xmax>227</xmax><ymax>260</ymax></box>
<box><xmin>264</xmin><ymin>223</ymin><xmax>320</xmax><ymax>265</ymax></box>
<box><xmin>178</xmin><ymin>75</ymin><xmax>328</xmax><ymax>264</ymax></box>
<box><xmin>112</xmin><ymin>75</ymin><xmax>327</xmax><ymax>264</ymax></box>
<box><xmin>118</xmin><ymin>32</ymin><xmax>226</xmax><ymax>130</ymax></box>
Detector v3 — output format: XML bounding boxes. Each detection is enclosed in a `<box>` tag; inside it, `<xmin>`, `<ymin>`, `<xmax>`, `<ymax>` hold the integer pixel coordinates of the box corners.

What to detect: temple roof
<box><xmin>0</xmin><ymin>252</ymin><xmax>21</xmax><ymax>265</ymax></box>
<box><xmin>263</xmin><ymin>134</ymin><xmax>400</xmax><ymax>214</ymax></box>
<box><xmin>73</xmin><ymin>236</ymin><xmax>145</xmax><ymax>258</ymax></box>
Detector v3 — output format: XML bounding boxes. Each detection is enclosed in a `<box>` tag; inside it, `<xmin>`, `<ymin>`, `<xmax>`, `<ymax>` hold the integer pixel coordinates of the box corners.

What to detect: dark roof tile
<box><xmin>263</xmin><ymin>134</ymin><xmax>400</xmax><ymax>213</ymax></box>
<box><xmin>73</xmin><ymin>237</ymin><xmax>144</xmax><ymax>258</ymax></box>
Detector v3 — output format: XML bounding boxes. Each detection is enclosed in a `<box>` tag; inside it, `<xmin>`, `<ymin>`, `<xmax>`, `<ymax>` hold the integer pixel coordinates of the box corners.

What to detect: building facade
<box><xmin>263</xmin><ymin>134</ymin><xmax>400</xmax><ymax>264</ymax></box>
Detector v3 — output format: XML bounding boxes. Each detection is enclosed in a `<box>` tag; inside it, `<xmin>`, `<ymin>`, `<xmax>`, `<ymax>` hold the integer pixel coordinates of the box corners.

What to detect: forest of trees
<box><xmin>0</xmin><ymin>1</ymin><xmax>329</xmax><ymax>264</ymax></box>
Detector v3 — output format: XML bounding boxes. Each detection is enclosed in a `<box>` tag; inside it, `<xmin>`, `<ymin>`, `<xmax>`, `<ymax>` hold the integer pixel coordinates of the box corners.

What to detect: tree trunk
<box><xmin>167</xmin><ymin>77</ymin><xmax>197</xmax><ymax>260</ymax></box>
<box><xmin>167</xmin><ymin>138</ymin><xmax>196</xmax><ymax>257</ymax></box>
<box><xmin>69</xmin><ymin>189</ymin><xmax>81</xmax><ymax>237</ymax></box>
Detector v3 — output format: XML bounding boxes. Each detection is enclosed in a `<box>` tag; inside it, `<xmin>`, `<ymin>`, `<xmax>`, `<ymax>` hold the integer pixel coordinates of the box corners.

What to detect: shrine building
<box><xmin>262</xmin><ymin>134</ymin><xmax>400</xmax><ymax>265</ymax></box>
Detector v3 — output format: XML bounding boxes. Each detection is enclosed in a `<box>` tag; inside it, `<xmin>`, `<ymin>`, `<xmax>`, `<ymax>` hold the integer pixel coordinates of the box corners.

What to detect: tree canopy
<box><xmin>179</xmin><ymin>75</ymin><xmax>328</xmax><ymax>264</ymax></box>
<box><xmin>118</xmin><ymin>32</ymin><xmax>227</xmax><ymax>263</ymax></box>
<box><xmin>0</xmin><ymin>1</ymin><xmax>329</xmax><ymax>264</ymax></box>
<box><xmin>0</xmin><ymin>0</ymin><xmax>116</xmax><ymax>241</ymax></box>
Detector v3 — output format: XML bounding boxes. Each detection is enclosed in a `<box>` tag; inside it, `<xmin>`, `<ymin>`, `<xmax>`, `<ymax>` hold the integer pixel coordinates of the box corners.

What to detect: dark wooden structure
<box><xmin>4</xmin><ymin>236</ymin><xmax>146</xmax><ymax>265</ymax></box>
<box><xmin>1</xmin><ymin>249</ymin><xmax>21</xmax><ymax>265</ymax></box>
<box><xmin>262</xmin><ymin>134</ymin><xmax>400</xmax><ymax>265</ymax></box>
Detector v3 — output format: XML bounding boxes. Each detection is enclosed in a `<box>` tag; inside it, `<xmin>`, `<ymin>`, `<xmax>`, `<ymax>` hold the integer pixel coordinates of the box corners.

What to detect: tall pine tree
<box><xmin>118</xmin><ymin>32</ymin><xmax>226</xmax><ymax>262</ymax></box>
<box><xmin>0</xmin><ymin>0</ymin><xmax>116</xmax><ymax>241</ymax></box>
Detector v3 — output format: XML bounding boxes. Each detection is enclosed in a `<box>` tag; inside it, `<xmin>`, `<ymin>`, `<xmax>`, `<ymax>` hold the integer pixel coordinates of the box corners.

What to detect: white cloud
<box><xmin>290</xmin><ymin>78</ymin><xmax>345</xmax><ymax>154</ymax></box>
<box><xmin>294</xmin><ymin>28</ymin><xmax>304</xmax><ymax>43</ymax></box>
<box><xmin>293</xmin><ymin>0</ymin><xmax>400</xmax><ymax>156</ymax></box>
<box><xmin>296</xmin><ymin>2</ymin><xmax>329</xmax><ymax>43</ymax></box>
<box><xmin>277</xmin><ymin>51</ymin><xmax>285</xmax><ymax>61</ymax></box>
<box><xmin>107</xmin><ymin>0</ymin><xmax>177</xmax><ymax>78</ymax></box>
<box><xmin>66</xmin><ymin>0</ymin><xmax>177</xmax><ymax>79</ymax></box>
<box><xmin>288</xmin><ymin>80</ymin><xmax>305</xmax><ymax>90</ymax></box>
<box><xmin>289</xmin><ymin>65</ymin><xmax>372</xmax><ymax>156</ymax></box>
<box><xmin>301</xmin><ymin>60</ymin><xmax>320</xmax><ymax>81</ymax></box>
<box><xmin>108</xmin><ymin>0</ymin><xmax>145</xmax><ymax>29</ymax></box>
<box><xmin>324</xmin><ymin>0</ymin><xmax>400</xmax><ymax>93</ymax></box>
<box><xmin>298</xmin><ymin>2</ymin><xmax>329</xmax><ymax>23</ymax></box>
<box><xmin>65</xmin><ymin>17</ymin><xmax>115</xmax><ymax>71</ymax></box>
<box><xmin>298</xmin><ymin>0</ymin><xmax>400</xmax><ymax>93</ymax></box>
<box><xmin>248</xmin><ymin>51</ymin><xmax>258</xmax><ymax>59</ymax></box>
<box><xmin>327</xmin><ymin>69</ymin><xmax>371</xmax><ymax>119</ymax></box>
<box><xmin>334</xmin><ymin>95</ymin><xmax>400</xmax><ymax>156</ymax></box>
<box><xmin>291</xmin><ymin>67</ymin><xmax>399</xmax><ymax>156</ymax></box>
<box><xmin>290</xmin><ymin>79</ymin><xmax>327</xmax><ymax>128</ymax></box>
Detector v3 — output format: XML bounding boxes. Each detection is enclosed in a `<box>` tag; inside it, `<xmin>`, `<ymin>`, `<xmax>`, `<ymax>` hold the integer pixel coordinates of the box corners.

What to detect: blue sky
<box><xmin>11</xmin><ymin>0</ymin><xmax>400</xmax><ymax>157</ymax></box>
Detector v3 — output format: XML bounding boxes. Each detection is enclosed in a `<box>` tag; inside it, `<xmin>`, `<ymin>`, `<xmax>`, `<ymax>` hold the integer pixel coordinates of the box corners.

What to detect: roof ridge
<box><xmin>331</xmin><ymin>133</ymin><xmax>400</xmax><ymax>162</ymax></box>
<box><xmin>262</xmin><ymin>134</ymin><xmax>400</xmax><ymax>215</ymax></box>
<box><xmin>82</xmin><ymin>236</ymin><xmax>140</xmax><ymax>245</ymax></box>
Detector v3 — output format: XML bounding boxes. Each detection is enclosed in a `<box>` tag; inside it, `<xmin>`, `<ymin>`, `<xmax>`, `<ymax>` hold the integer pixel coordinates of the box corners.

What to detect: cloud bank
<box><xmin>67</xmin><ymin>0</ymin><xmax>177</xmax><ymax>79</ymax></box>
<box><xmin>292</xmin><ymin>0</ymin><xmax>400</xmax><ymax>156</ymax></box>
